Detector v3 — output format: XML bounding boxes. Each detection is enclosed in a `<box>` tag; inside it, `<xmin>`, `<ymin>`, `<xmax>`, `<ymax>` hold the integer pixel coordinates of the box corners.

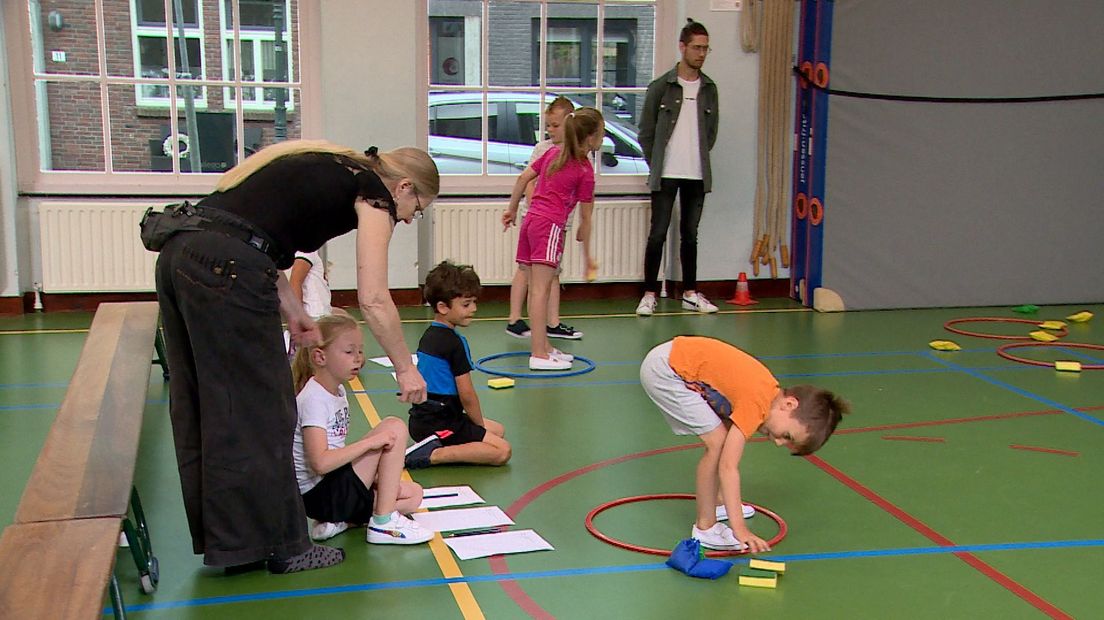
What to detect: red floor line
<box><xmin>1009</xmin><ymin>444</ymin><xmax>1080</xmax><ymax>457</ymax></box>
<box><xmin>487</xmin><ymin>407</ymin><xmax>1101</xmax><ymax>618</ymax></box>
<box><xmin>804</xmin><ymin>454</ymin><xmax>1073</xmax><ymax>619</ymax></box>
<box><xmin>881</xmin><ymin>435</ymin><xmax>945</xmax><ymax>443</ymax></box>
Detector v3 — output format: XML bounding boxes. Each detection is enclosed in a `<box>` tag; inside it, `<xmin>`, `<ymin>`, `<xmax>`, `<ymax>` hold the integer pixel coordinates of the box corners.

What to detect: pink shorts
<box><xmin>515</xmin><ymin>213</ymin><xmax>565</xmax><ymax>268</ymax></box>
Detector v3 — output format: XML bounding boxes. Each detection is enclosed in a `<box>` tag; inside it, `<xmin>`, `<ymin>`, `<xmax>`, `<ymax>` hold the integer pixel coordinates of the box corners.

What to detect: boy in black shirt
<box><xmin>405</xmin><ymin>262</ymin><xmax>512</xmax><ymax>468</ymax></box>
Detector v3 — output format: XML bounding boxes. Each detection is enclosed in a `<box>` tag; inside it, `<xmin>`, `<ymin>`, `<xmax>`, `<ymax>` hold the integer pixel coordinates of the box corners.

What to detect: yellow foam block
<box><xmin>928</xmin><ymin>340</ymin><xmax>961</xmax><ymax>351</ymax></box>
<box><xmin>1054</xmin><ymin>361</ymin><xmax>1082</xmax><ymax>372</ymax></box>
<box><xmin>738</xmin><ymin>568</ymin><xmax>777</xmax><ymax>588</ymax></box>
<box><xmin>487</xmin><ymin>377</ymin><xmax>516</xmax><ymax>389</ymax></box>
<box><xmin>1038</xmin><ymin>320</ymin><xmax>1067</xmax><ymax>330</ymax></box>
<box><xmin>1066</xmin><ymin>311</ymin><xmax>1094</xmax><ymax>323</ymax></box>
<box><xmin>748</xmin><ymin>558</ymin><xmax>786</xmax><ymax>574</ymax></box>
<box><xmin>1029</xmin><ymin>330</ymin><xmax>1059</xmax><ymax>342</ymax></box>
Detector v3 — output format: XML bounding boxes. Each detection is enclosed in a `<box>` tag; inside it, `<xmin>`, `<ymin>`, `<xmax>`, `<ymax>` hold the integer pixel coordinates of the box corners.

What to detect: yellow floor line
<box><xmin>348</xmin><ymin>376</ymin><xmax>485</xmax><ymax>620</ymax></box>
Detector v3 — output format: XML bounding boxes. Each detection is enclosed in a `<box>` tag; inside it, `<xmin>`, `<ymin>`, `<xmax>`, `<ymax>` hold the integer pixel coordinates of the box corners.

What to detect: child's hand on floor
<box><xmin>733</xmin><ymin>527</ymin><xmax>771</xmax><ymax>553</ymax></box>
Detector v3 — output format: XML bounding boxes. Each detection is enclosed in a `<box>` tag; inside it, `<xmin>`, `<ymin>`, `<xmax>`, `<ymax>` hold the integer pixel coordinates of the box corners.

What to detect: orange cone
<box><xmin>727</xmin><ymin>272</ymin><xmax>758</xmax><ymax>306</ymax></box>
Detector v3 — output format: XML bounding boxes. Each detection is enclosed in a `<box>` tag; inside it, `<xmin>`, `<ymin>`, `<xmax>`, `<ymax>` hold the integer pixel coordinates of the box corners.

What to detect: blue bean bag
<box><xmin>665</xmin><ymin>538</ymin><xmax>733</xmax><ymax>580</ymax></box>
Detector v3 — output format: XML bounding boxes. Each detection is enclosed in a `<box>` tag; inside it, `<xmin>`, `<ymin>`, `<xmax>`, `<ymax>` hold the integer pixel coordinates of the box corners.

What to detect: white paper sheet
<box><xmin>444</xmin><ymin>530</ymin><xmax>554</xmax><ymax>560</ymax></box>
<box><xmin>369</xmin><ymin>354</ymin><xmax>419</xmax><ymax>368</ymax></box>
<box><xmin>411</xmin><ymin>506</ymin><xmax>513</xmax><ymax>532</ymax></box>
<box><xmin>419</xmin><ymin>486</ymin><xmax>485</xmax><ymax>510</ymax></box>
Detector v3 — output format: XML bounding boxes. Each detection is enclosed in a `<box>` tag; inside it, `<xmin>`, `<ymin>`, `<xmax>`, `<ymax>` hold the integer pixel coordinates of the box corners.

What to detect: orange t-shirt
<box><xmin>668</xmin><ymin>336</ymin><xmax>780</xmax><ymax>438</ymax></box>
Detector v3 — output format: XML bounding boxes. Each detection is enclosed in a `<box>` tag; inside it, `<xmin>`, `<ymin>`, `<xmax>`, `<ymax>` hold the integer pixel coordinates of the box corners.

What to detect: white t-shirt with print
<box><xmin>293</xmin><ymin>251</ymin><xmax>332</xmax><ymax>319</ymax></box>
<box><xmin>661</xmin><ymin>77</ymin><xmax>703</xmax><ymax>180</ymax></box>
<box><xmin>293</xmin><ymin>377</ymin><xmax>349</xmax><ymax>494</ymax></box>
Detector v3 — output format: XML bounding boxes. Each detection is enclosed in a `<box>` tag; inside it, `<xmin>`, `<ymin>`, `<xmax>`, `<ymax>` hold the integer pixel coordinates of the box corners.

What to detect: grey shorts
<box><xmin>640</xmin><ymin>341</ymin><xmax>723</xmax><ymax>436</ymax></box>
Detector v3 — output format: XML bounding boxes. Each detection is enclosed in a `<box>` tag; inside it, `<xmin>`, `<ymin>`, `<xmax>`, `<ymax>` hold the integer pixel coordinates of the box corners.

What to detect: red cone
<box><xmin>726</xmin><ymin>272</ymin><xmax>758</xmax><ymax>306</ymax></box>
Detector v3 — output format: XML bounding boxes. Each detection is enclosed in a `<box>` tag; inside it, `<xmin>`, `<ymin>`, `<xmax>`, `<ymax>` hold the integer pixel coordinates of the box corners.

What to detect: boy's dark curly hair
<box><xmin>423</xmin><ymin>260</ymin><xmax>481</xmax><ymax>309</ymax></box>
<box><xmin>784</xmin><ymin>385</ymin><xmax>851</xmax><ymax>455</ymax></box>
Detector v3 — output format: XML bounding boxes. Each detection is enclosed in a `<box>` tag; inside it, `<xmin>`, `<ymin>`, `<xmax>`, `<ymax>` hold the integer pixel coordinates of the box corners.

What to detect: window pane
<box><xmin>604</xmin><ymin>4</ymin><xmax>654</xmax><ymax>88</ymax></box>
<box><xmin>487</xmin><ymin>0</ymin><xmax>537</xmax><ymax>87</ymax></box>
<box><xmin>429</xmin><ymin>1</ymin><xmax>482</xmax><ymax>87</ymax></box>
<box><xmin>233</xmin><ymin>0</ymin><xmax>286</xmax><ymax>29</ymax></box>
<box><xmin>39</xmin><ymin>81</ymin><xmax>105</xmax><ymax>171</ymax></box>
<box><xmin>137</xmin><ymin>36</ymin><xmax>205</xmax><ymax>101</ymax></box>
<box><xmin>429</xmin><ymin>92</ymin><xmax>515</xmax><ymax>175</ymax></box>
<box><xmin>108</xmin><ymin>83</ymin><xmax>168</xmax><ymax>172</ymax></box>
<box><xmin>31</xmin><ymin>2</ymin><xmax>100</xmax><ymax>76</ymax></box>
<box><xmin>546</xmin><ymin>4</ymin><xmax>597</xmax><ymax>87</ymax></box>
<box><xmin>137</xmin><ymin>0</ymin><xmax>199</xmax><ymax>26</ymax></box>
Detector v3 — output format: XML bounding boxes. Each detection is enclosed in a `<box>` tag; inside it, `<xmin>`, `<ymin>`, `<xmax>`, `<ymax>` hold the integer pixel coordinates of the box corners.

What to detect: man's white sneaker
<box><xmin>366</xmin><ymin>513</ymin><xmax>434</xmax><ymax>545</ymax></box>
<box><xmin>529</xmin><ymin>355</ymin><xmax>572</xmax><ymax>371</ymax></box>
<box><xmin>682</xmin><ymin>292</ymin><xmax>719</xmax><ymax>313</ymax></box>
<box><xmin>691</xmin><ymin>522</ymin><xmax>746</xmax><ymax>550</ymax></box>
<box><xmin>715</xmin><ymin>504</ymin><xmax>756</xmax><ymax>521</ymax></box>
<box><xmin>310</xmin><ymin>520</ymin><xmax>350</xmax><ymax>541</ymax></box>
<box><xmin>636</xmin><ymin>295</ymin><xmax>657</xmax><ymax>316</ymax></box>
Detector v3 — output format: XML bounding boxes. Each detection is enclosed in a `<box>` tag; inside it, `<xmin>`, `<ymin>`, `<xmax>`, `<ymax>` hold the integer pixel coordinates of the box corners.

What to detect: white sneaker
<box><xmin>530</xmin><ymin>355</ymin><xmax>572</xmax><ymax>371</ymax></box>
<box><xmin>682</xmin><ymin>292</ymin><xmax>719</xmax><ymax>313</ymax></box>
<box><xmin>366</xmin><ymin>512</ymin><xmax>434</xmax><ymax>545</ymax></box>
<box><xmin>550</xmin><ymin>348</ymin><xmax>574</xmax><ymax>362</ymax></box>
<box><xmin>636</xmin><ymin>295</ymin><xmax>657</xmax><ymax>316</ymax></box>
<box><xmin>310</xmin><ymin>520</ymin><xmax>350</xmax><ymax>541</ymax></box>
<box><xmin>691</xmin><ymin>522</ymin><xmax>746</xmax><ymax>550</ymax></box>
<box><xmin>715</xmin><ymin>504</ymin><xmax>756</xmax><ymax>521</ymax></box>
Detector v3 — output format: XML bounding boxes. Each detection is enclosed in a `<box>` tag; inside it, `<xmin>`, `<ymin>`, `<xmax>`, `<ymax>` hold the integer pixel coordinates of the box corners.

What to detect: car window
<box><xmin>606</xmin><ymin>126</ymin><xmax>642</xmax><ymax>158</ymax></box>
<box><xmin>430</xmin><ymin>101</ymin><xmax>502</xmax><ymax>141</ymax></box>
<box><xmin>514</xmin><ymin>101</ymin><xmax>542</xmax><ymax>147</ymax></box>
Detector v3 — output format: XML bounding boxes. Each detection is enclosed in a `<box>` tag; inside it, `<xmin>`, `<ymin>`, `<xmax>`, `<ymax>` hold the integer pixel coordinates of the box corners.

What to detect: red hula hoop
<box><xmin>584</xmin><ymin>493</ymin><xmax>788</xmax><ymax>557</ymax></box>
<box><xmin>943</xmin><ymin>317</ymin><xmax>1068</xmax><ymax>341</ymax></box>
<box><xmin>996</xmin><ymin>342</ymin><xmax>1104</xmax><ymax>370</ymax></box>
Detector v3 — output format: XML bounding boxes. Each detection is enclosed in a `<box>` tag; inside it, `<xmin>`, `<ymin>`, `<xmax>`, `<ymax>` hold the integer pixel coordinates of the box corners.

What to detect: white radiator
<box><xmin>431</xmin><ymin>199</ymin><xmax>650</xmax><ymax>284</ymax></box>
<box><xmin>38</xmin><ymin>201</ymin><xmax>158</xmax><ymax>293</ymax></box>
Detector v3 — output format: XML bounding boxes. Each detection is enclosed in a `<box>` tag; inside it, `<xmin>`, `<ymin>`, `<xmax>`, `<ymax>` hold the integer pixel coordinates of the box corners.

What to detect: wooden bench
<box><xmin>0</xmin><ymin>302</ymin><xmax>162</xmax><ymax>619</ymax></box>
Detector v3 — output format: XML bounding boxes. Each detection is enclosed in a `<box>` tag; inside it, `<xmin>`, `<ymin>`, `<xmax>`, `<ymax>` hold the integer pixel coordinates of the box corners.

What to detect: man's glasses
<box><xmin>688</xmin><ymin>44</ymin><xmax>711</xmax><ymax>54</ymax></box>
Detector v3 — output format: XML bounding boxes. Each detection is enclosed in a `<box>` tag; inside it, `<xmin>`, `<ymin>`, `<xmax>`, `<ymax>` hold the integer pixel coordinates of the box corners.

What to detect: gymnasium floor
<box><xmin>2</xmin><ymin>297</ymin><xmax>1102</xmax><ymax>619</ymax></box>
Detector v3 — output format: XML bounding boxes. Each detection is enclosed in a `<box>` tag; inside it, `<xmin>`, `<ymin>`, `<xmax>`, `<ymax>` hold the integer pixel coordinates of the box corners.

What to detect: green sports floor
<box><xmin>2</xmin><ymin>297</ymin><xmax>1102</xmax><ymax>619</ymax></box>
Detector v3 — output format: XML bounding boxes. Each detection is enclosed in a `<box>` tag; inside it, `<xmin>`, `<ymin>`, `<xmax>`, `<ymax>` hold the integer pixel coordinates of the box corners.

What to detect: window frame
<box><xmin>218</xmin><ymin>0</ymin><xmax>297</xmax><ymax>112</ymax></box>
<box><xmin>426</xmin><ymin>0</ymin><xmax>660</xmax><ymax>196</ymax></box>
<box><xmin>5</xmin><ymin>0</ymin><xmax>315</xmax><ymax>197</ymax></box>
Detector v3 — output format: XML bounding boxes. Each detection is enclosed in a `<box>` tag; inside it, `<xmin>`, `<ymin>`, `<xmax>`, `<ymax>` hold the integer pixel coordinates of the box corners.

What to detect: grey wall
<box><xmin>821</xmin><ymin>0</ymin><xmax>1104</xmax><ymax>309</ymax></box>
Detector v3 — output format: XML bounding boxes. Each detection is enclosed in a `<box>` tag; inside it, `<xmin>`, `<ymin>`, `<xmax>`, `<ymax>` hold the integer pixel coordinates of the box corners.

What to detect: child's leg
<box><xmin>482</xmin><ymin>418</ymin><xmax>506</xmax><ymax>438</ymax></box>
<box><xmin>528</xmin><ymin>264</ymin><xmax>556</xmax><ymax>358</ymax></box>
<box><xmin>393</xmin><ymin>480</ymin><xmax>424</xmax><ymax>515</ymax></box>
<box><xmin>429</xmin><ymin>431</ymin><xmax>511</xmax><ymax>466</ymax></box>
<box><xmin>349</xmin><ymin>416</ymin><xmax>407</xmax><ymax>516</ymax></box>
<box><xmin>695</xmin><ymin>426</ymin><xmax>727</xmax><ymax>530</ymax></box>
<box><xmin>548</xmin><ymin>273</ymin><xmax>562</xmax><ymax>326</ymax></box>
<box><xmin>508</xmin><ymin>265</ymin><xmax>529</xmax><ymax>324</ymax></box>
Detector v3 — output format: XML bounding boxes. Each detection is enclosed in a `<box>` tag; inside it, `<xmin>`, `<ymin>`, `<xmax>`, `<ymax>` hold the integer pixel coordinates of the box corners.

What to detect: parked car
<box><xmin>428</xmin><ymin>91</ymin><xmax>649</xmax><ymax>175</ymax></box>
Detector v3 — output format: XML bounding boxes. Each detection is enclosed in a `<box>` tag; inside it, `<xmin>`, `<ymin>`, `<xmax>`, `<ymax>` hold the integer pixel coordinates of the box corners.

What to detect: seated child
<box><xmin>291</xmin><ymin>314</ymin><xmax>433</xmax><ymax>545</ymax></box>
<box><xmin>405</xmin><ymin>261</ymin><xmax>511</xmax><ymax>468</ymax></box>
<box><xmin>640</xmin><ymin>336</ymin><xmax>850</xmax><ymax>551</ymax></box>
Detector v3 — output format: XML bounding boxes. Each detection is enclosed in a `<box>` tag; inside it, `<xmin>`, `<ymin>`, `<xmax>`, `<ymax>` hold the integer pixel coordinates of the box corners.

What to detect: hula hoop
<box><xmin>584</xmin><ymin>493</ymin><xmax>788</xmax><ymax>557</ymax></box>
<box><xmin>943</xmin><ymin>317</ymin><xmax>1068</xmax><ymax>341</ymax></box>
<box><xmin>996</xmin><ymin>342</ymin><xmax>1104</xmax><ymax>370</ymax></box>
<box><xmin>474</xmin><ymin>350</ymin><xmax>596</xmax><ymax>379</ymax></box>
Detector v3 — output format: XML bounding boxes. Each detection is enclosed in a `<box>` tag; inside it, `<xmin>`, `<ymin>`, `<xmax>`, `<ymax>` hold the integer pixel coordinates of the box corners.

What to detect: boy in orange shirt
<box><xmin>640</xmin><ymin>336</ymin><xmax>850</xmax><ymax>551</ymax></box>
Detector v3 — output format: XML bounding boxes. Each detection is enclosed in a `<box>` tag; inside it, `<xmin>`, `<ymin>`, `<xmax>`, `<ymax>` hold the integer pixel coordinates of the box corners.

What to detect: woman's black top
<box><xmin>199</xmin><ymin>152</ymin><xmax>394</xmax><ymax>268</ymax></box>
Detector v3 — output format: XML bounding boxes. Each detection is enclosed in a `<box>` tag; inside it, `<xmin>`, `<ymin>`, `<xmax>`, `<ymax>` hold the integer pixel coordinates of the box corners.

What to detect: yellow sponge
<box><xmin>1054</xmin><ymin>361</ymin><xmax>1082</xmax><ymax>373</ymax></box>
<box><xmin>738</xmin><ymin>567</ymin><xmax>777</xmax><ymax>588</ymax></box>
<box><xmin>487</xmin><ymin>377</ymin><xmax>516</xmax><ymax>389</ymax></box>
<box><xmin>1029</xmin><ymin>330</ymin><xmax>1059</xmax><ymax>342</ymax></box>
<box><xmin>748</xmin><ymin>558</ymin><xmax>786</xmax><ymax>574</ymax></box>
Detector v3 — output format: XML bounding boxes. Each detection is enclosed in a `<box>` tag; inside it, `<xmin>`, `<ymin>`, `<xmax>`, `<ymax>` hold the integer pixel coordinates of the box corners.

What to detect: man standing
<box><xmin>637</xmin><ymin>19</ymin><xmax>720</xmax><ymax>316</ymax></box>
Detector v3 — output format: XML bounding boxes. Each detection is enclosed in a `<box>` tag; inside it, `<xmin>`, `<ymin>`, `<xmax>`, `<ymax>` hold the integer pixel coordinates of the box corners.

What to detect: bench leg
<box><xmin>124</xmin><ymin>487</ymin><xmax>159</xmax><ymax>594</ymax></box>
<box><xmin>109</xmin><ymin>573</ymin><xmax>128</xmax><ymax>619</ymax></box>
<box><xmin>152</xmin><ymin>327</ymin><xmax>170</xmax><ymax>380</ymax></box>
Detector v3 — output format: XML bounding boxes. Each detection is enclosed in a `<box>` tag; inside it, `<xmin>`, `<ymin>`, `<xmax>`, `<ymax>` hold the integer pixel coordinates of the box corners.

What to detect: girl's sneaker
<box><xmin>715</xmin><ymin>504</ymin><xmax>756</xmax><ymax>521</ymax></box>
<box><xmin>367</xmin><ymin>512</ymin><xmax>434</xmax><ymax>545</ymax></box>
<box><xmin>310</xmin><ymin>520</ymin><xmax>350</xmax><ymax>541</ymax></box>
<box><xmin>691</xmin><ymin>522</ymin><xmax>746</xmax><ymax>550</ymax></box>
<box><xmin>636</xmin><ymin>294</ymin><xmax>657</xmax><ymax>316</ymax></box>
<box><xmin>549</xmin><ymin>348</ymin><xmax>574</xmax><ymax>362</ymax></box>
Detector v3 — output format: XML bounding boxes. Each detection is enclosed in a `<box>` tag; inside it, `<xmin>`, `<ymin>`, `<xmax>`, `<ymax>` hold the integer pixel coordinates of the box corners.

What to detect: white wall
<box><xmin>0</xmin><ymin>3</ymin><xmax>23</xmax><ymax>298</ymax></box>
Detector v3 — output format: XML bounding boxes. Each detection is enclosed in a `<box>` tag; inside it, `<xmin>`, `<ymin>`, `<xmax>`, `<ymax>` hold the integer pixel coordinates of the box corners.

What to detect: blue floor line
<box><xmin>923</xmin><ymin>352</ymin><xmax>1104</xmax><ymax>427</ymax></box>
<box><xmin>107</xmin><ymin>538</ymin><xmax>1104</xmax><ymax>614</ymax></box>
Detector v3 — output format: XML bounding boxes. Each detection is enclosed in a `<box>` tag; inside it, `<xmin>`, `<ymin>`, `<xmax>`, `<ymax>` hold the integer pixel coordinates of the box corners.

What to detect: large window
<box><xmin>18</xmin><ymin>0</ymin><xmax>301</xmax><ymax>187</ymax></box>
<box><xmin>427</xmin><ymin>0</ymin><xmax>656</xmax><ymax>188</ymax></box>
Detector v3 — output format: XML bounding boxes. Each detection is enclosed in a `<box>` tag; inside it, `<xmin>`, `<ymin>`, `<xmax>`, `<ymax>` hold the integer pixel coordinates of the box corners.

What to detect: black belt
<box><xmin>194</xmin><ymin>215</ymin><xmax>287</xmax><ymax>266</ymax></box>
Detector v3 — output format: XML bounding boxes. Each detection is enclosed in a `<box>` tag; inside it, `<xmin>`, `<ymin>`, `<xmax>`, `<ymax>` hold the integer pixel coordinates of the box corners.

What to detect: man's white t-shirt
<box><xmin>294</xmin><ymin>251</ymin><xmax>332</xmax><ymax>319</ymax></box>
<box><xmin>292</xmin><ymin>377</ymin><xmax>349</xmax><ymax>494</ymax></box>
<box><xmin>661</xmin><ymin>77</ymin><xmax>703</xmax><ymax>180</ymax></box>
